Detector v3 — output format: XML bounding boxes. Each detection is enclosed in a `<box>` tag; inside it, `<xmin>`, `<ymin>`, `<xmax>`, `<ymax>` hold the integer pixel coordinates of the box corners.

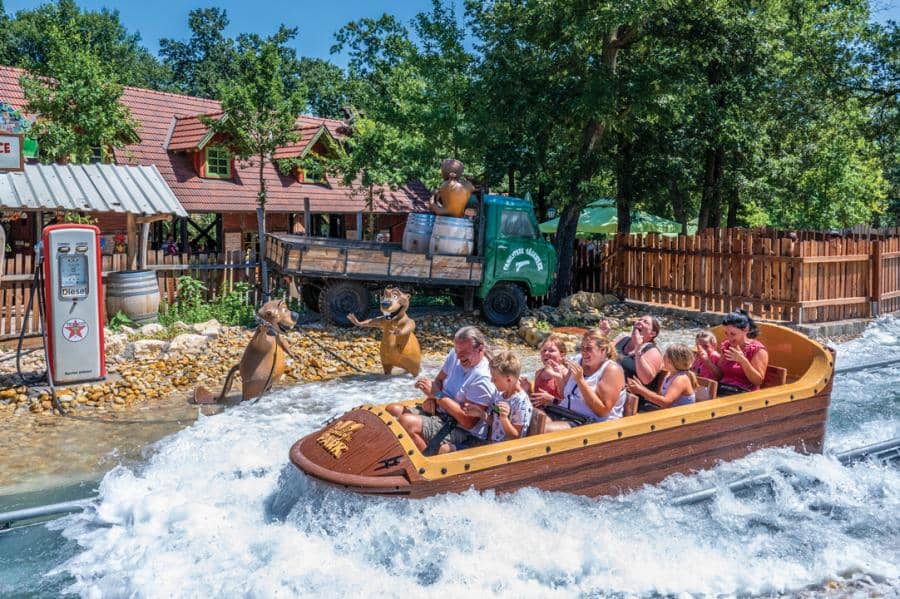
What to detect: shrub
<box><xmin>159</xmin><ymin>276</ymin><xmax>257</xmax><ymax>328</ymax></box>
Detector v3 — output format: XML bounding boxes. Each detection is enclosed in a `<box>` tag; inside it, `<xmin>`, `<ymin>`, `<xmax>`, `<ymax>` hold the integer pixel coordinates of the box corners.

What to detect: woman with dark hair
<box><xmin>705</xmin><ymin>309</ymin><xmax>769</xmax><ymax>396</ymax></box>
<box><xmin>601</xmin><ymin>315</ymin><xmax>664</xmax><ymax>411</ymax></box>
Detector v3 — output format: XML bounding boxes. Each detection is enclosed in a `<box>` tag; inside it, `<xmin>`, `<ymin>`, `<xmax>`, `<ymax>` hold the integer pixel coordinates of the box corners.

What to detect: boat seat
<box><xmin>527</xmin><ymin>408</ymin><xmax>548</xmax><ymax>437</ymax></box>
<box><xmin>624</xmin><ymin>393</ymin><xmax>639</xmax><ymax>417</ymax></box>
<box><xmin>695</xmin><ymin>376</ymin><xmax>718</xmax><ymax>402</ymax></box>
<box><xmin>762</xmin><ymin>365</ymin><xmax>788</xmax><ymax>388</ymax></box>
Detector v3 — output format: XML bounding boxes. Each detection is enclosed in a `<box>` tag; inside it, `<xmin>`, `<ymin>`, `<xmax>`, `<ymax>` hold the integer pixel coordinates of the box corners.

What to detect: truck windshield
<box><xmin>500</xmin><ymin>210</ymin><xmax>538</xmax><ymax>238</ymax></box>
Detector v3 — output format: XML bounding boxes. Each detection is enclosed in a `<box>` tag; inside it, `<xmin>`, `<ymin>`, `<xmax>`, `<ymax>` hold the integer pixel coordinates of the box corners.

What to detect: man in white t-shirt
<box><xmin>394</xmin><ymin>326</ymin><xmax>494</xmax><ymax>453</ymax></box>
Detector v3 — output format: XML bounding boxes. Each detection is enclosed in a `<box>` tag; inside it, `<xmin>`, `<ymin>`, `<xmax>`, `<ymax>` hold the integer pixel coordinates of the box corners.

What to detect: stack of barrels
<box><xmin>401</xmin><ymin>213</ymin><xmax>474</xmax><ymax>256</ymax></box>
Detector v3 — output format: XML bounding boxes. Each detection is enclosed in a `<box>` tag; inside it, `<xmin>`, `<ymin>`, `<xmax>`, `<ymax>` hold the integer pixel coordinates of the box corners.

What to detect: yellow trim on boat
<box><xmin>358</xmin><ymin>323</ymin><xmax>833</xmax><ymax>481</ymax></box>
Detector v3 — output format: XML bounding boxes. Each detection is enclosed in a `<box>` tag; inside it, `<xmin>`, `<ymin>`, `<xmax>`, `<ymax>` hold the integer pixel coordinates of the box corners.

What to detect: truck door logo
<box><xmin>502</xmin><ymin>248</ymin><xmax>544</xmax><ymax>273</ymax></box>
<box><xmin>62</xmin><ymin>318</ymin><xmax>88</xmax><ymax>342</ymax></box>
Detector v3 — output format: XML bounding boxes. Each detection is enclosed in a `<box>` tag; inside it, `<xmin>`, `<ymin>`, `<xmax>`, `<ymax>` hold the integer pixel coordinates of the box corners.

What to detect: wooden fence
<box><xmin>553</xmin><ymin>229</ymin><xmax>900</xmax><ymax>324</ymax></box>
<box><xmin>1</xmin><ymin>250</ymin><xmax>258</xmax><ymax>340</ymax></box>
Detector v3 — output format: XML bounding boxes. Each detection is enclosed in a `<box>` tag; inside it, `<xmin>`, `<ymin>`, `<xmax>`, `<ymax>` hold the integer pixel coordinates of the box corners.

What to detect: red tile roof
<box><xmin>166</xmin><ymin>112</ymin><xmax>223</xmax><ymax>150</ymax></box>
<box><xmin>0</xmin><ymin>65</ymin><xmax>430</xmax><ymax>214</ymax></box>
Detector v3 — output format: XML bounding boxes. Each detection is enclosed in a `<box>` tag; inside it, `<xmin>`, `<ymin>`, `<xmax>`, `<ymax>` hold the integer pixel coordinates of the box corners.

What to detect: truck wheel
<box><xmin>300</xmin><ymin>282</ymin><xmax>321</xmax><ymax>312</ymax></box>
<box><xmin>319</xmin><ymin>281</ymin><xmax>371</xmax><ymax>327</ymax></box>
<box><xmin>482</xmin><ymin>283</ymin><xmax>526</xmax><ymax>327</ymax></box>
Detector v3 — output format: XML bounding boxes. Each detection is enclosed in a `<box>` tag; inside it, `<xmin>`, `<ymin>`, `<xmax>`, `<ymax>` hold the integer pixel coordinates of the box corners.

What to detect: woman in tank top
<box><xmin>543</xmin><ymin>329</ymin><xmax>627</xmax><ymax>431</ymax></box>
<box><xmin>602</xmin><ymin>315</ymin><xmax>665</xmax><ymax>392</ymax></box>
<box><xmin>704</xmin><ymin>309</ymin><xmax>769</xmax><ymax>396</ymax></box>
<box><xmin>627</xmin><ymin>344</ymin><xmax>698</xmax><ymax>409</ymax></box>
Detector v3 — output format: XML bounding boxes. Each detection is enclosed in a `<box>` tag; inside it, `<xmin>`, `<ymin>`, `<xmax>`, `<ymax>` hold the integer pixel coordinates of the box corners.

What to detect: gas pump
<box><xmin>41</xmin><ymin>224</ymin><xmax>106</xmax><ymax>385</ymax></box>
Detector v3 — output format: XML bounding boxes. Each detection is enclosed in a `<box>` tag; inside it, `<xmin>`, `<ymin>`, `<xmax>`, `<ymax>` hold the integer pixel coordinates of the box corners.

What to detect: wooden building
<box><xmin>0</xmin><ymin>65</ymin><xmax>430</xmax><ymax>256</ymax></box>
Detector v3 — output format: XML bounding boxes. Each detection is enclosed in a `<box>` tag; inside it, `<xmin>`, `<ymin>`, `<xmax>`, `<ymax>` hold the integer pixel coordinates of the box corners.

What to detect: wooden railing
<box><xmin>1</xmin><ymin>250</ymin><xmax>258</xmax><ymax>340</ymax></box>
<box><xmin>548</xmin><ymin>229</ymin><xmax>900</xmax><ymax>325</ymax></box>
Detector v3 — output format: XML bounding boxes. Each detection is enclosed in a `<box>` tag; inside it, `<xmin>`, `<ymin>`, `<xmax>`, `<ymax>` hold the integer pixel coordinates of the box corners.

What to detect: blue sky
<box><xmin>4</xmin><ymin>0</ymin><xmax>898</xmax><ymax>67</ymax></box>
<box><xmin>3</xmin><ymin>0</ymin><xmax>469</xmax><ymax>66</ymax></box>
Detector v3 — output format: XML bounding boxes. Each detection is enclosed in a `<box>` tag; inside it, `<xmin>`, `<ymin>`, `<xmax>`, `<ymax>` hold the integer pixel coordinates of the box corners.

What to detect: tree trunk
<box><xmin>616</xmin><ymin>139</ymin><xmax>633</xmax><ymax>234</ymax></box>
<box><xmin>535</xmin><ymin>182</ymin><xmax>548</xmax><ymax>221</ymax></box>
<box><xmin>698</xmin><ymin>145</ymin><xmax>725</xmax><ymax>229</ymax></box>
<box><xmin>670</xmin><ymin>177</ymin><xmax>688</xmax><ymax>236</ymax></box>
<box><xmin>552</xmin><ymin>202</ymin><xmax>581</xmax><ymax>304</ymax></box>
<box><xmin>257</xmin><ymin>155</ymin><xmax>269</xmax><ymax>302</ymax></box>
<box><xmin>726</xmin><ymin>186</ymin><xmax>739</xmax><ymax>229</ymax></box>
<box><xmin>508</xmin><ymin>166</ymin><xmax>516</xmax><ymax>196</ymax></box>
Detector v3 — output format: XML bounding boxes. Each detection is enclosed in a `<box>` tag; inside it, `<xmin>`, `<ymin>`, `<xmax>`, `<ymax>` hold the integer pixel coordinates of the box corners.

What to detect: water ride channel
<box><xmin>2</xmin><ymin>317</ymin><xmax>899</xmax><ymax>597</ymax></box>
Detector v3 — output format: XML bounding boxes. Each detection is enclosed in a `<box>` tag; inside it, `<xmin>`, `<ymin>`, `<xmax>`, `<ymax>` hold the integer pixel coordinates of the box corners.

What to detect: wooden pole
<box><xmin>138</xmin><ymin>222</ymin><xmax>150</xmax><ymax>270</ymax></box>
<box><xmin>126</xmin><ymin>213</ymin><xmax>138</xmax><ymax>270</ymax></box>
<box><xmin>303</xmin><ymin>197</ymin><xmax>311</xmax><ymax>237</ymax></box>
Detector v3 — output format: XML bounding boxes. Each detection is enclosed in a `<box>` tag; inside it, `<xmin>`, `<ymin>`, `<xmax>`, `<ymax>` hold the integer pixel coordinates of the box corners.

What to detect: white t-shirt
<box><xmin>489</xmin><ymin>388</ymin><xmax>533</xmax><ymax>442</ymax></box>
<box><xmin>440</xmin><ymin>349</ymin><xmax>494</xmax><ymax>439</ymax></box>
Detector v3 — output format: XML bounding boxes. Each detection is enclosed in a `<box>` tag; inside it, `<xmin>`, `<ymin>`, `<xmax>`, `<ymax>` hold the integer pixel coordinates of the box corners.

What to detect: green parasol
<box><xmin>539</xmin><ymin>199</ymin><xmax>697</xmax><ymax>236</ymax></box>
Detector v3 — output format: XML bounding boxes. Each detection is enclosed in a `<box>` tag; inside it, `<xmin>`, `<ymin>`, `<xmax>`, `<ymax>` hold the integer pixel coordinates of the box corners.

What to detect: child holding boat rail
<box><xmin>486</xmin><ymin>351</ymin><xmax>532</xmax><ymax>442</ymax></box>
<box><xmin>627</xmin><ymin>344</ymin><xmax>698</xmax><ymax>409</ymax></box>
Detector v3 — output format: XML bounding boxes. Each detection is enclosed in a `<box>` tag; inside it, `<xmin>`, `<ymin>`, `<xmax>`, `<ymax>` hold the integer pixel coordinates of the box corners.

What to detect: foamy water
<box><xmin>13</xmin><ymin>318</ymin><xmax>900</xmax><ymax>596</ymax></box>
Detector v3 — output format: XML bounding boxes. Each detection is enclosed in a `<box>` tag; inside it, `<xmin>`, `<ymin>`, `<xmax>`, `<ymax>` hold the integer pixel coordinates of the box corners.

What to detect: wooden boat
<box><xmin>290</xmin><ymin>323</ymin><xmax>834</xmax><ymax>498</ymax></box>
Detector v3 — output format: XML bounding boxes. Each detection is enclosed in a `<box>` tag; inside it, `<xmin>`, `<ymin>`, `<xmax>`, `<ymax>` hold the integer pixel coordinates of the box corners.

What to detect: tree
<box><xmin>205</xmin><ymin>29</ymin><xmax>306</xmax><ymax>300</ymax></box>
<box><xmin>298</xmin><ymin>57</ymin><xmax>351</xmax><ymax>118</ymax></box>
<box><xmin>159</xmin><ymin>7</ymin><xmax>238</xmax><ymax>98</ymax></box>
<box><xmin>3</xmin><ymin>0</ymin><xmax>168</xmax><ymax>89</ymax></box>
<box><xmin>20</xmin><ymin>16</ymin><xmax>138</xmax><ymax>164</ymax></box>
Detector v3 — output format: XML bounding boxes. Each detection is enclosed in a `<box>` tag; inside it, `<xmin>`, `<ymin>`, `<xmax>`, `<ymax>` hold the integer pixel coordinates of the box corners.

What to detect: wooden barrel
<box><xmin>106</xmin><ymin>270</ymin><xmax>161</xmax><ymax>325</ymax></box>
<box><xmin>429</xmin><ymin>216</ymin><xmax>474</xmax><ymax>256</ymax></box>
<box><xmin>402</xmin><ymin>213</ymin><xmax>435</xmax><ymax>253</ymax></box>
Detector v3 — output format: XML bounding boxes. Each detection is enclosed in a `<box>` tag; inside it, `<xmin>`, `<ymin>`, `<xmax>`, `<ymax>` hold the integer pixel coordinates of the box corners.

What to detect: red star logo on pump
<box><xmin>62</xmin><ymin>318</ymin><xmax>88</xmax><ymax>342</ymax></box>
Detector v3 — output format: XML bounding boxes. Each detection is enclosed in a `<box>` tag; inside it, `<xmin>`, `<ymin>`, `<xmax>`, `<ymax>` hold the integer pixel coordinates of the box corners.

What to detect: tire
<box><xmin>319</xmin><ymin>281</ymin><xmax>371</xmax><ymax>327</ymax></box>
<box><xmin>482</xmin><ymin>283</ymin><xmax>527</xmax><ymax>327</ymax></box>
<box><xmin>300</xmin><ymin>282</ymin><xmax>321</xmax><ymax>312</ymax></box>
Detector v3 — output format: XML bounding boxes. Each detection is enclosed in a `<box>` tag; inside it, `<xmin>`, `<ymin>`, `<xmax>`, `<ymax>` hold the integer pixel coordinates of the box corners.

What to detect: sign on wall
<box><xmin>0</xmin><ymin>133</ymin><xmax>24</xmax><ymax>172</ymax></box>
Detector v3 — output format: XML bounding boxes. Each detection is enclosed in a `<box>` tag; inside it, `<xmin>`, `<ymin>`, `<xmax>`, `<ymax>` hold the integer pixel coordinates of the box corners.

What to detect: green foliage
<box><xmin>159</xmin><ymin>8</ymin><xmax>238</xmax><ymax>99</ymax></box>
<box><xmin>19</xmin><ymin>12</ymin><xmax>139</xmax><ymax>164</ymax></box>
<box><xmin>108</xmin><ymin>309</ymin><xmax>136</xmax><ymax>331</ymax></box>
<box><xmin>1</xmin><ymin>0</ymin><xmax>169</xmax><ymax>88</ymax></box>
<box><xmin>61</xmin><ymin>212</ymin><xmax>98</xmax><ymax>225</ymax></box>
<box><xmin>159</xmin><ymin>276</ymin><xmax>256</xmax><ymax>327</ymax></box>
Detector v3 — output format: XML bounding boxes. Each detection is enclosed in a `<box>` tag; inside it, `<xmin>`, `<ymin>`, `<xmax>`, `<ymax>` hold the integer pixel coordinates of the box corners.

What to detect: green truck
<box><xmin>265</xmin><ymin>194</ymin><xmax>556</xmax><ymax>327</ymax></box>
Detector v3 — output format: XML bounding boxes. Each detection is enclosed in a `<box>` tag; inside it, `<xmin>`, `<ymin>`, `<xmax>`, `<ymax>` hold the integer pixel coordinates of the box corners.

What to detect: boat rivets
<box><xmin>377</xmin><ymin>411</ymin><xmax>383</xmax><ymax>416</ymax></box>
<box><xmin>507</xmin><ymin>455</ymin><xmax>512</xmax><ymax>462</ymax></box>
<box><xmin>408</xmin><ymin>450</ymin><xmax>414</xmax><ymax>456</ymax></box>
<box><xmin>738</xmin><ymin>405</ymin><xmax>743</xmax><ymax>411</ymax></box>
<box><xmin>398</xmin><ymin>433</ymin><xmax>404</xmax><ymax>439</ymax></box>
<box><xmin>583</xmin><ymin>439</ymin><xmax>588</xmax><ymax>446</ymax></box>
<box><xmin>386</xmin><ymin>420</ymin><xmax>393</xmax><ymax>426</ymax></box>
<box><xmin>765</xmin><ymin>400</ymin><xmax>770</xmax><ymax>406</ymax></box>
<box><xmin>711</xmin><ymin>412</ymin><xmax>716</xmax><ymax>418</ymax></box>
<box><xmin>441</xmin><ymin>468</ymin><xmax>447</xmax><ymax>475</ymax></box>
<box><xmin>814</xmin><ymin>388</ymin><xmax>818</xmax><ymax>394</ymax></box>
<box><xmin>617</xmin><ymin>431</ymin><xmax>623</xmax><ymax>438</ymax></box>
<box><xmin>418</xmin><ymin>468</ymin><xmax>425</xmax><ymax>474</ymax></box>
<box><xmin>681</xmin><ymin>418</ymin><xmax>686</xmax><ymax>424</ymax></box>
<box><xmin>464</xmin><ymin>464</ymin><xmax>470</xmax><ymax>471</ymax></box>
<box><xmin>650</xmin><ymin>425</ymin><xmax>655</xmax><ymax>431</ymax></box>
<box><xmin>545</xmin><ymin>446</ymin><xmax>551</xmax><ymax>453</ymax></box>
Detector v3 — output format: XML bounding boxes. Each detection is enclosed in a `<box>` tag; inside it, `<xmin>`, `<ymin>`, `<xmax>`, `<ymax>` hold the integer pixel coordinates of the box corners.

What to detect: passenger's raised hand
<box><xmin>544</xmin><ymin>360</ymin><xmax>566</xmax><ymax>379</ymax></box>
<box><xmin>565</xmin><ymin>359</ymin><xmax>583</xmax><ymax>382</ymax></box>
<box><xmin>530</xmin><ymin>389</ymin><xmax>555</xmax><ymax>407</ymax></box>
<box><xmin>496</xmin><ymin>401</ymin><xmax>511</xmax><ymax>419</ymax></box>
<box><xmin>626</xmin><ymin>376</ymin><xmax>646</xmax><ymax>395</ymax></box>
<box><xmin>415</xmin><ymin>378</ymin><xmax>433</xmax><ymax>397</ymax></box>
<box><xmin>725</xmin><ymin>346</ymin><xmax>747</xmax><ymax>365</ymax></box>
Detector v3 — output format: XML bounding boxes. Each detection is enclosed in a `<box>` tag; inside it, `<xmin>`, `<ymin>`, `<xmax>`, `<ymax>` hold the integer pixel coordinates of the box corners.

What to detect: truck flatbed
<box><xmin>266</xmin><ymin>233</ymin><xmax>483</xmax><ymax>286</ymax></box>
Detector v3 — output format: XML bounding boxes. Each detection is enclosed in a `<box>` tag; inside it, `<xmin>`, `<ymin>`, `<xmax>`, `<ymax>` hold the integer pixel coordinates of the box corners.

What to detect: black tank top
<box><xmin>616</xmin><ymin>336</ymin><xmax>665</xmax><ymax>405</ymax></box>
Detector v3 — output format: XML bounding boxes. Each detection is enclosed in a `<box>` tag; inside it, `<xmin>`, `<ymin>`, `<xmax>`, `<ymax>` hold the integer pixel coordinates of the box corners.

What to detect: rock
<box><xmin>139</xmin><ymin>323</ymin><xmax>165</xmax><ymax>336</ymax></box>
<box><xmin>57</xmin><ymin>393</ymin><xmax>75</xmax><ymax>404</ymax></box>
<box><xmin>172</xmin><ymin>321</ymin><xmax>190</xmax><ymax>331</ymax></box>
<box><xmin>559</xmin><ymin>291</ymin><xmax>618</xmax><ymax>313</ymax></box>
<box><xmin>119</xmin><ymin>325</ymin><xmax>136</xmax><ymax>335</ymax></box>
<box><xmin>192</xmin><ymin>319</ymin><xmax>222</xmax><ymax>337</ymax></box>
<box><xmin>166</xmin><ymin>333</ymin><xmax>209</xmax><ymax>354</ymax></box>
<box><xmin>128</xmin><ymin>339</ymin><xmax>168</xmax><ymax>360</ymax></box>
<box><xmin>104</xmin><ymin>333</ymin><xmax>129</xmax><ymax>357</ymax></box>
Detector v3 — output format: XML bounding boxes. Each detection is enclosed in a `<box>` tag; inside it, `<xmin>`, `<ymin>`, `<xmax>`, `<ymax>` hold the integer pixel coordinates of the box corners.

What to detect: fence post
<box><xmin>871</xmin><ymin>239</ymin><xmax>882</xmax><ymax>317</ymax></box>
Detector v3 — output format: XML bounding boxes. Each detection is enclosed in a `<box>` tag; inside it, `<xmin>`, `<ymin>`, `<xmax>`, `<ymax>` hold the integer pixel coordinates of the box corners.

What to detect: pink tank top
<box><xmin>719</xmin><ymin>340</ymin><xmax>765</xmax><ymax>390</ymax></box>
<box><xmin>692</xmin><ymin>351</ymin><xmax>721</xmax><ymax>379</ymax></box>
<box><xmin>533</xmin><ymin>368</ymin><xmax>563</xmax><ymax>402</ymax></box>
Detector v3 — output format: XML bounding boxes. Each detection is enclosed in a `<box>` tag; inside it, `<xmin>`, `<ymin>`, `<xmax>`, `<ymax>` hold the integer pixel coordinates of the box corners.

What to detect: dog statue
<box><xmin>347</xmin><ymin>287</ymin><xmax>421</xmax><ymax>376</ymax></box>
<box><xmin>193</xmin><ymin>299</ymin><xmax>297</xmax><ymax>404</ymax></box>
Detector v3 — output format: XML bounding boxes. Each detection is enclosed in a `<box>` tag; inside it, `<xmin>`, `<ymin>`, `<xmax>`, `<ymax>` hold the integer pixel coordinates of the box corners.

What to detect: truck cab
<box><xmin>477</xmin><ymin>195</ymin><xmax>556</xmax><ymax>326</ymax></box>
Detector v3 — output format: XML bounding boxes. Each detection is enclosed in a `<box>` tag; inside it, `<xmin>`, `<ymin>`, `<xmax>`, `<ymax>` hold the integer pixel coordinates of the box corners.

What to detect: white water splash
<box><xmin>46</xmin><ymin>322</ymin><xmax>900</xmax><ymax>598</ymax></box>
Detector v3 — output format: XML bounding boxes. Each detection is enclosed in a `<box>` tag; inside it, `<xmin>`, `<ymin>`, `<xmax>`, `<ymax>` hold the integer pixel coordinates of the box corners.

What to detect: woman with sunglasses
<box><xmin>705</xmin><ymin>309</ymin><xmax>769</xmax><ymax>396</ymax></box>
<box><xmin>542</xmin><ymin>329</ymin><xmax>626</xmax><ymax>431</ymax></box>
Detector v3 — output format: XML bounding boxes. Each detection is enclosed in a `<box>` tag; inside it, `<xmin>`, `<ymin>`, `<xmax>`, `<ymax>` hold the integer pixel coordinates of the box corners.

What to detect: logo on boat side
<box><xmin>317</xmin><ymin>420</ymin><xmax>365</xmax><ymax>459</ymax></box>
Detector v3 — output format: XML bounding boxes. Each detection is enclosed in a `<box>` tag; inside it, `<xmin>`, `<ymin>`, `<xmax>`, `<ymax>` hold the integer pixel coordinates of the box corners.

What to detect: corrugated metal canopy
<box><xmin>0</xmin><ymin>163</ymin><xmax>187</xmax><ymax>217</ymax></box>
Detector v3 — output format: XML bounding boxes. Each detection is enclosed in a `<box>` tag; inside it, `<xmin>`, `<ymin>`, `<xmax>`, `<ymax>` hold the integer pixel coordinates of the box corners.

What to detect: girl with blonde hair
<box><xmin>627</xmin><ymin>343</ymin><xmax>698</xmax><ymax>409</ymax></box>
